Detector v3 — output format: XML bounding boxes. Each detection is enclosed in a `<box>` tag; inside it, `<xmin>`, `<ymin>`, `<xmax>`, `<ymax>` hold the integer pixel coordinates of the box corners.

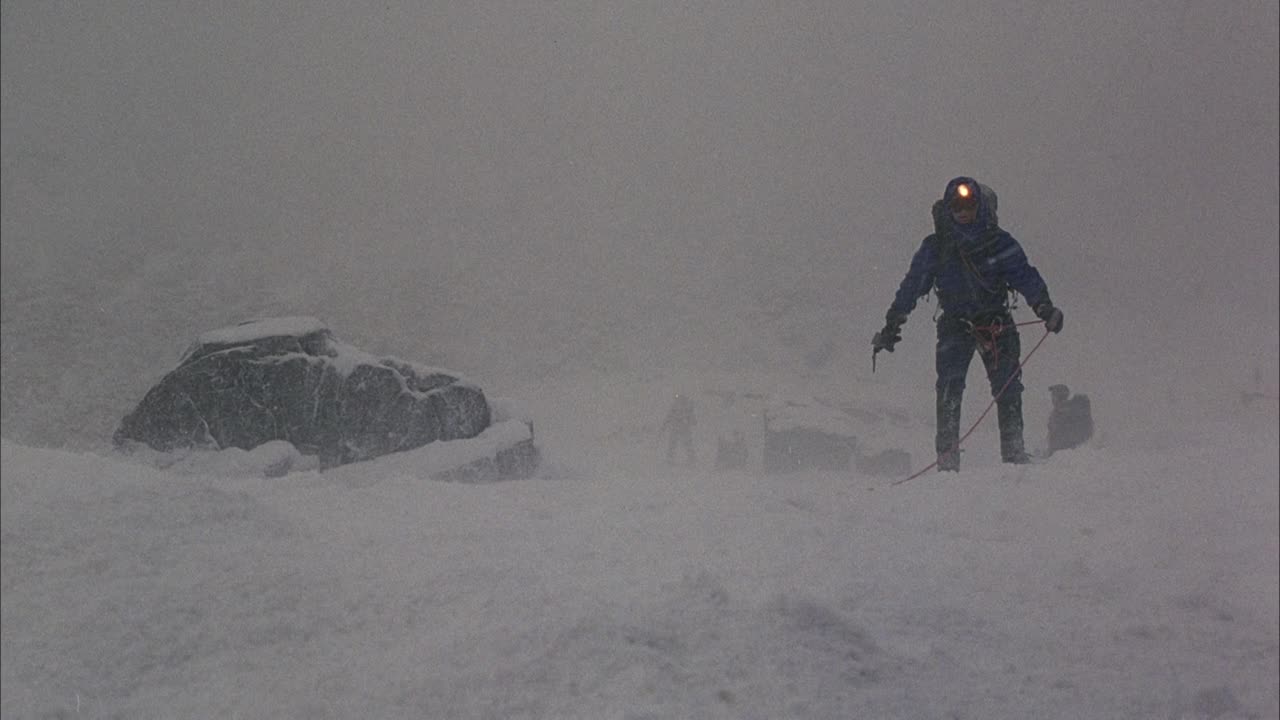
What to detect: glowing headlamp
<box><xmin>951</xmin><ymin>183</ymin><xmax>978</xmax><ymax>211</ymax></box>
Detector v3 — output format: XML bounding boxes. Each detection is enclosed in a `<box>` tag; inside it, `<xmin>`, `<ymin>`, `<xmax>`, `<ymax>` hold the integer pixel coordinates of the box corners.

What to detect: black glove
<box><xmin>1035</xmin><ymin>303</ymin><xmax>1064</xmax><ymax>333</ymax></box>
<box><xmin>873</xmin><ymin>315</ymin><xmax>906</xmax><ymax>352</ymax></box>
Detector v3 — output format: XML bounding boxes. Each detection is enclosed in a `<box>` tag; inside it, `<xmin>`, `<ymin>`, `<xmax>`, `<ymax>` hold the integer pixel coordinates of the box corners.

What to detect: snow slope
<box><xmin>2</xmin><ymin>3</ymin><xmax>1277</xmax><ymax>718</ymax></box>
<box><xmin>3</xmin><ymin>374</ymin><xmax>1276</xmax><ymax>719</ymax></box>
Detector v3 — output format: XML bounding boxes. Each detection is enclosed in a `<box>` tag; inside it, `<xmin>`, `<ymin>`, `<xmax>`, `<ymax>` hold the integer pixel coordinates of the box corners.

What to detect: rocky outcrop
<box><xmin>114</xmin><ymin>317</ymin><xmax>495</xmax><ymax>470</ymax></box>
<box><xmin>762</xmin><ymin>401</ymin><xmax>857</xmax><ymax>474</ymax></box>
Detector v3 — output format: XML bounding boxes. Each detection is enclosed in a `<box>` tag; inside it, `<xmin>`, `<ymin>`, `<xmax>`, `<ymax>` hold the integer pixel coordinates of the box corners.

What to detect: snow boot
<box><xmin>936</xmin><ymin>451</ymin><xmax>961</xmax><ymax>472</ymax></box>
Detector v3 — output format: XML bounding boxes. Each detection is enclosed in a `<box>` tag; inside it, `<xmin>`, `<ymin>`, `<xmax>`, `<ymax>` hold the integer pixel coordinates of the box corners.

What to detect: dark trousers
<box><xmin>935</xmin><ymin>313</ymin><xmax>1026</xmax><ymax>467</ymax></box>
<box><xmin>667</xmin><ymin>429</ymin><xmax>695</xmax><ymax>465</ymax></box>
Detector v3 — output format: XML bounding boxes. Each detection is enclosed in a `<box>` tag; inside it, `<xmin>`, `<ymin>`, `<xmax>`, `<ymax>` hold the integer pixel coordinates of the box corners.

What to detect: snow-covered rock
<box><xmin>761</xmin><ymin>398</ymin><xmax>915</xmax><ymax>476</ymax></box>
<box><xmin>762</xmin><ymin>400</ymin><xmax>858</xmax><ymax>473</ymax></box>
<box><xmin>113</xmin><ymin>317</ymin><xmax>510</xmax><ymax>471</ymax></box>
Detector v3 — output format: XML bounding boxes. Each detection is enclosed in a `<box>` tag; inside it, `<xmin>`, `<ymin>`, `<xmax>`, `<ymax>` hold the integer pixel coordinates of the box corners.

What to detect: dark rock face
<box><xmin>114</xmin><ymin>318</ymin><xmax>490</xmax><ymax>468</ymax></box>
<box><xmin>762</xmin><ymin>402</ymin><xmax>857</xmax><ymax>474</ymax></box>
<box><xmin>431</xmin><ymin>437</ymin><xmax>542</xmax><ymax>483</ymax></box>
<box><xmin>854</xmin><ymin>448</ymin><xmax>911</xmax><ymax>477</ymax></box>
<box><xmin>763</xmin><ymin>427</ymin><xmax>856</xmax><ymax>474</ymax></box>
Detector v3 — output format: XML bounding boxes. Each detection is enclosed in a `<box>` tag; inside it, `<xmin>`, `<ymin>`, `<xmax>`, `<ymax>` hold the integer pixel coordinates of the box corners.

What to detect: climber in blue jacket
<box><xmin>873</xmin><ymin>176</ymin><xmax>1064</xmax><ymax>471</ymax></box>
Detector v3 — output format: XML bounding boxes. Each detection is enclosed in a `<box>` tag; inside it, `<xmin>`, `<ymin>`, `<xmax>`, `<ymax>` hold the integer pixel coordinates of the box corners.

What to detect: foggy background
<box><xmin>3</xmin><ymin>1</ymin><xmax>1277</xmax><ymax>450</ymax></box>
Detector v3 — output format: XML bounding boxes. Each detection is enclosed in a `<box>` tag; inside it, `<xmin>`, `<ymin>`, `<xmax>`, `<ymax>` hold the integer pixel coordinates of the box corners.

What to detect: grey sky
<box><xmin>2</xmin><ymin>2</ymin><xmax>1277</xmax><ymax>448</ymax></box>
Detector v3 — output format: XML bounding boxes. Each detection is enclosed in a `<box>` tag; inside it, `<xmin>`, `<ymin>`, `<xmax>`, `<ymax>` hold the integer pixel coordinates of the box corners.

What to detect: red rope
<box><xmin>969</xmin><ymin>319</ymin><xmax>1044</xmax><ymax>368</ymax></box>
<box><xmin>891</xmin><ymin>323</ymin><xmax>1052</xmax><ymax>486</ymax></box>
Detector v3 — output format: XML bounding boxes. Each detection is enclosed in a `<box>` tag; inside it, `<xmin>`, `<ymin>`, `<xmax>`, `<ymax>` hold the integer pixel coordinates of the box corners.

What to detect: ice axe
<box><xmin>871</xmin><ymin>325</ymin><xmax>899</xmax><ymax>373</ymax></box>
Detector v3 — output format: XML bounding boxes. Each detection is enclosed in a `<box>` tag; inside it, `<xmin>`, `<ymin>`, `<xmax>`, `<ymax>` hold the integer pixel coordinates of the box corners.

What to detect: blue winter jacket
<box><xmin>888</xmin><ymin>177</ymin><xmax>1051</xmax><ymax>322</ymax></box>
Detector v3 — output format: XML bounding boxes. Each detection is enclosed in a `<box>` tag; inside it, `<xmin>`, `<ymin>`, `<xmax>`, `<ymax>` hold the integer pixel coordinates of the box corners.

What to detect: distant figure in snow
<box><xmin>1046</xmin><ymin>384</ymin><xmax>1092</xmax><ymax>456</ymax></box>
<box><xmin>714</xmin><ymin>430</ymin><xmax>748</xmax><ymax>471</ymax></box>
<box><xmin>660</xmin><ymin>392</ymin><xmax>697</xmax><ymax>466</ymax></box>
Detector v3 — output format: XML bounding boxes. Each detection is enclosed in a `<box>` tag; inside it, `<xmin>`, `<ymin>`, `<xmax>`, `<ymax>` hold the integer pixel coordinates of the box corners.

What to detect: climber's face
<box><xmin>951</xmin><ymin>204</ymin><xmax>977</xmax><ymax>225</ymax></box>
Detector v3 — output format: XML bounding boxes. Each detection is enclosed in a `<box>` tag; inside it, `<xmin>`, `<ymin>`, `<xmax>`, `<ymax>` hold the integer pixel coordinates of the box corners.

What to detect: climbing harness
<box><xmin>962</xmin><ymin>317</ymin><xmax>1043</xmax><ymax>369</ymax></box>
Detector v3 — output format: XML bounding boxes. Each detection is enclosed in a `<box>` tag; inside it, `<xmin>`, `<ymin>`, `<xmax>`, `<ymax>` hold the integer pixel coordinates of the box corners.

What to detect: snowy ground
<box><xmin>3</xmin><ymin>372</ymin><xmax>1276</xmax><ymax>720</ymax></box>
<box><xmin>4</xmin><ymin>3</ymin><xmax>1277</xmax><ymax>718</ymax></box>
